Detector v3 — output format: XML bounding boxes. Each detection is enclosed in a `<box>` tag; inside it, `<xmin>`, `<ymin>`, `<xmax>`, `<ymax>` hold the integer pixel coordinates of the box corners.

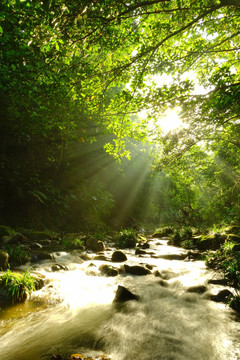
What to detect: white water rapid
<box><xmin>0</xmin><ymin>238</ymin><xmax>240</xmax><ymax>360</ymax></box>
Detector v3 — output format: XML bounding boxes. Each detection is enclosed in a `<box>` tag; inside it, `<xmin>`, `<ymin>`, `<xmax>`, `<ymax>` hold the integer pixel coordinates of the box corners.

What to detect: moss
<box><xmin>196</xmin><ymin>233</ymin><xmax>226</xmax><ymax>250</ymax></box>
<box><xmin>152</xmin><ymin>226</ymin><xmax>174</xmax><ymax>238</ymax></box>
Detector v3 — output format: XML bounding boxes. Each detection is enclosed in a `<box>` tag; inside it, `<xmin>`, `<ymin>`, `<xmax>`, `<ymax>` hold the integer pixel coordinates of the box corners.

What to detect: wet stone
<box><xmin>207</xmin><ymin>278</ymin><xmax>228</xmax><ymax>286</ymax></box>
<box><xmin>31</xmin><ymin>252</ymin><xmax>54</xmax><ymax>262</ymax></box>
<box><xmin>51</xmin><ymin>264</ymin><xmax>68</xmax><ymax>271</ymax></box>
<box><xmin>93</xmin><ymin>255</ymin><xmax>108</xmax><ymax>261</ymax></box>
<box><xmin>124</xmin><ymin>264</ymin><xmax>151</xmax><ymax>276</ymax></box>
<box><xmin>99</xmin><ymin>264</ymin><xmax>118</xmax><ymax>277</ymax></box>
<box><xmin>30</xmin><ymin>242</ymin><xmax>43</xmax><ymax>249</ymax></box>
<box><xmin>135</xmin><ymin>248</ymin><xmax>147</xmax><ymax>255</ymax></box>
<box><xmin>80</xmin><ymin>254</ymin><xmax>92</xmax><ymax>261</ymax></box>
<box><xmin>112</xmin><ymin>250</ymin><xmax>127</xmax><ymax>262</ymax></box>
<box><xmin>158</xmin><ymin>254</ymin><xmax>187</xmax><ymax>261</ymax></box>
<box><xmin>113</xmin><ymin>285</ymin><xmax>139</xmax><ymax>302</ymax></box>
<box><xmin>209</xmin><ymin>289</ymin><xmax>233</xmax><ymax>303</ymax></box>
<box><xmin>186</xmin><ymin>285</ymin><xmax>208</xmax><ymax>294</ymax></box>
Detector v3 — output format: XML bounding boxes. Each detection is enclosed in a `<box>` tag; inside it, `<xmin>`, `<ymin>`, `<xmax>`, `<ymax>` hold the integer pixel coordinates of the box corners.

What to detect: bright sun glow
<box><xmin>135</xmin><ymin>71</ymin><xmax>210</xmax><ymax>135</ymax></box>
<box><xmin>139</xmin><ymin>107</ymin><xmax>183</xmax><ymax>134</ymax></box>
<box><xmin>156</xmin><ymin>108</ymin><xmax>183</xmax><ymax>133</ymax></box>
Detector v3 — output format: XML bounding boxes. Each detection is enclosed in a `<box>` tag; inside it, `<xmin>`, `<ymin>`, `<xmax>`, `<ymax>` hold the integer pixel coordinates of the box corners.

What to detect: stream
<box><xmin>0</xmin><ymin>237</ymin><xmax>240</xmax><ymax>360</ymax></box>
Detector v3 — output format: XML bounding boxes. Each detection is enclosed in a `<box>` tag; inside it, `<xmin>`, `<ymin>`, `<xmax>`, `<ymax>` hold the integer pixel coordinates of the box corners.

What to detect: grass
<box><xmin>0</xmin><ymin>268</ymin><xmax>36</xmax><ymax>304</ymax></box>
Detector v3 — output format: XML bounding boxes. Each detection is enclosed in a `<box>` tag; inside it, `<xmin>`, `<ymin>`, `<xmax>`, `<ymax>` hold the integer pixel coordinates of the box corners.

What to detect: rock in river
<box><xmin>112</xmin><ymin>250</ymin><xmax>127</xmax><ymax>262</ymax></box>
<box><xmin>113</xmin><ymin>285</ymin><xmax>139</xmax><ymax>302</ymax></box>
<box><xmin>99</xmin><ymin>264</ymin><xmax>118</xmax><ymax>277</ymax></box>
<box><xmin>124</xmin><ymin>264</ymin><xmax>151</xmax><ymax>275</ymax></box>
<box><xmin>86</xmin><ymin>238</ymin><xmax>105</xmax><ymax>252</ymax></box>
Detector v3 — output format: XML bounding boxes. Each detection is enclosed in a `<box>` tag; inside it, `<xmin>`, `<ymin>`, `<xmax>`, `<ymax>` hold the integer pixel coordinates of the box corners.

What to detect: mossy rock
<box><xmin>23</xmin><ymin>230</ymin><xmax>57</xmax><ymax>241</ymax></box>
<box><xmin>152</xmin><ymin>226</ymin><xmax>174</xmax><ymax>238</ymax></box>
<box><xmin>196</xmin><ymin>233</ymin><xmax>225</xmax><ymax>250</ymax></box>
<box><xmin>99</xmin><ymin>264</ymin><xmax>118</xmax><ymax>277</ymax></box>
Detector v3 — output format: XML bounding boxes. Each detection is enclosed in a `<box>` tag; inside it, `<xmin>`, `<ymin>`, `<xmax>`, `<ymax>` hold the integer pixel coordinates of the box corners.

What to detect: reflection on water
<box><xmin>0</xmin><ymin>239</ymin><xmax>240</xmax><ymax>360</ymax></box>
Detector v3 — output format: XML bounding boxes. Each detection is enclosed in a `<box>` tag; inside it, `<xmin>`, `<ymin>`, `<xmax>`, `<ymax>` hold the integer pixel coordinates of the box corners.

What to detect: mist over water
<box><xmin>0</xmin><ymin>239</ymin><xmax>240</xmax><ymax>360</ymax></box>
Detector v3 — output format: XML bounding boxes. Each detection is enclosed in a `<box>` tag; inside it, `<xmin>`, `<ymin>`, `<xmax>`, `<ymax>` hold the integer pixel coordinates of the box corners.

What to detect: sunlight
<box><xmin>156</xmin><ymin>108</ymin><xmax>183</xmax><ymax>133</ymax></box>
<box><xmin>139</xmin><ymin>107</ymin><xmax>183</xmax><ymax>135</ymax></box>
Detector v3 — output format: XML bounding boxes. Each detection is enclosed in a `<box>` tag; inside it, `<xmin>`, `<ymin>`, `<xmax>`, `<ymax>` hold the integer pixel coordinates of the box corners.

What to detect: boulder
<box><xmin>113</xmin><ymin>285</ymin><xmax>139</xmax><ymax>302</ymax></box>
<box><xmin>80</xmin><ymin>253</ymin><xmax>92</xmax><ymax>261</ymax></box>
<box><xmin>145</xmin><ymin>264</ymin><xmax>153</xmax><ymax>270</ymax></box>
<box><xmin>62</xmin><ymin>233</ymin><xmax>79</xmax><ymax>242</ymax></box>
<box><xmin>30</xmin><ymin>242</ymin><xmax>43</xmax><ymax>250</ymax></box>
<box><xmin>0</xmin><ymin>251</ymin><xmax>9</xmax><ymax>270</ymax></box>
<box><xmin>196</xmin><ymin>233</ymin><xmax>225</xmax><ymax>250</ymax></box>
<box><xmin>51</xmin><ymin>264</ymin><xmax>68</xmax><ymax>272</ymax></box>
<box><xmin>160</xmin><ymin>270</ymin><xmax>177</xmax><ymax>280</ymax></box>
<box><xmin>207</xmin><ymin>278</ymin><xmax>228</xmax><ymax>286</ymax></box>
<box><xmin>31</xmin><ymin>252</ymin><xmax>54</xmax><ymax>263</ymax></box>
<box><xmin>31</xmin><ymin>274</ymin><xmax>45</xmax><ymax>290</ymax></box>
<box><xmin>3</xmin><ymin>232</ymin><xmax>26</xmax><ymax>246</ymax></box>
<box><xmin>99</xmin><ymin>264</ymin><xmax>118</xmax><ymax>277</ymax></box>
<box><xmin>186</xmin><ymin>285</ymin><xmax>208</xmax><ymax>294</ymax></box>
<box><xmin>23</xmin><ymin>230</ymin><xmax>57</xmax><ymax>241</ymax></box>
<box><xmin>141</xmin><ymin>242</ymin><xmax>150</xmax><ymax>249</ymax></box>
<box><xmin>38</xmin><ymin>239</ymin><xmax>52</xmax><ymax>246</ymax></box>
<box><xmin>135</xmin><ymin>248</ymin><xmax>147</xmax><ymax>255</ymax></box>
<box><xmin>112</xmin><ymin>250</ymin><xmax>127</xmax><ymax>262</ymax></box>
<box><xmin>85</xmin><ymin>238</ymin><xmax>105</xmax><ymax>252</ymax></box>
<box><xmin>93</xmin><ymin>255</ymin><xmax>107</xmax><ymax>261</ymax></box>
<box><xmin>158</xmin><ymin>254</ymin><xmax>186</xmax><ymax>260</ymax></box>
<box><xmin>210</xmin><ymin>289</ymin><xmax>233</xmax><ymax>303</ymax></box>
<box><xmin>124</xmin><ymin>264</ymin><xmax>151</xmax><ymax>275</ymax></box>
<box><xmin>185</xmin><ymin>251</ymin><xmax>203</xmax><ymax>261</ymax></box>
<box><xmin>158</xmin><ymin>279</ymin><xmax>168</xmax><ymax>287</ymax></box>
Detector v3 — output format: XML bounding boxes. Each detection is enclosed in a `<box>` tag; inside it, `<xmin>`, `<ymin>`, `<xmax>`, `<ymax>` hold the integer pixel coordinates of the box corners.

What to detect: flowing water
<box><xmin>0</xmin><ymin>238</ymin><xmax>240</xmax><ymax>360</ymax></box>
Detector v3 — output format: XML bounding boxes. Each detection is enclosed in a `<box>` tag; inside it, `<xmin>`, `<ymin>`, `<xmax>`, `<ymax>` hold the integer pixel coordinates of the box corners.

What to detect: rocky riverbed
<box><xmin>1</xmin><ymin>230</ymin><xmax>240</xmax><ymax>360</ymax></box>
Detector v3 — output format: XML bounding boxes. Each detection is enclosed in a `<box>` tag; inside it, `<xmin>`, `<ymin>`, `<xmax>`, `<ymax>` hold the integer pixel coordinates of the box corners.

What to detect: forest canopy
<box><xmin>0</xmin><ymin>0</ymin><xmax>240</xmax><ymax>230</ymax></box>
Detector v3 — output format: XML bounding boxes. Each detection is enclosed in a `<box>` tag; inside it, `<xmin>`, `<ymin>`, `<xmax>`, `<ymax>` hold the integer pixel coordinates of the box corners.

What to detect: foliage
<box><xmin>0</xmin><ymin>269</ymin><xmax>36</xmax><ymax>304</ymax></box>
<box><xmin>3</xmin><ymin>244</ymin><xmax>30</xmax><ymax>266</ymax></box>
<box><xmin>0</xmin><ymin>0</ymin><xmax>240</xmax><ymax>231</ymax></box>
<box><xmin>152</xmin><ymin>226</ymin><xmax>174</xmax><ymax>237</ymax></box>
<box><xmin>181</xmin><ymin>239</ymin><xmax>196</xmax><ymax>250</ymax></box>
<box><xmin>168</xmin><ymin>226</ymin><xmax>199</xmax><ymax>248</ymax></box>
<box><xmin>115</xmin><ymin>228</ymin><xmax>137</xmax><ymax>249</ymax></box>
<box><xmin>205</xmin><ymin>242</ymin><xmax>240</xmax><ymax>311</ymax></box>
<box><xmin>170</xmin><ymin>229</ymin><xmax>182</xmax><ymax>247</ymax></box>
<box><xmin>62</xmin><ymin>236</ymin><xmax>85</xmax><ymax>250</ymax></box>
<box><xmin>0</xmin><ymin>225</ymin><xmax>15</xmax><ymax>239</ymax></box>
<box><xmin>206</xmin><ymin>243</ymin><xmax>240</xmax><ymax>287</ymax></box>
